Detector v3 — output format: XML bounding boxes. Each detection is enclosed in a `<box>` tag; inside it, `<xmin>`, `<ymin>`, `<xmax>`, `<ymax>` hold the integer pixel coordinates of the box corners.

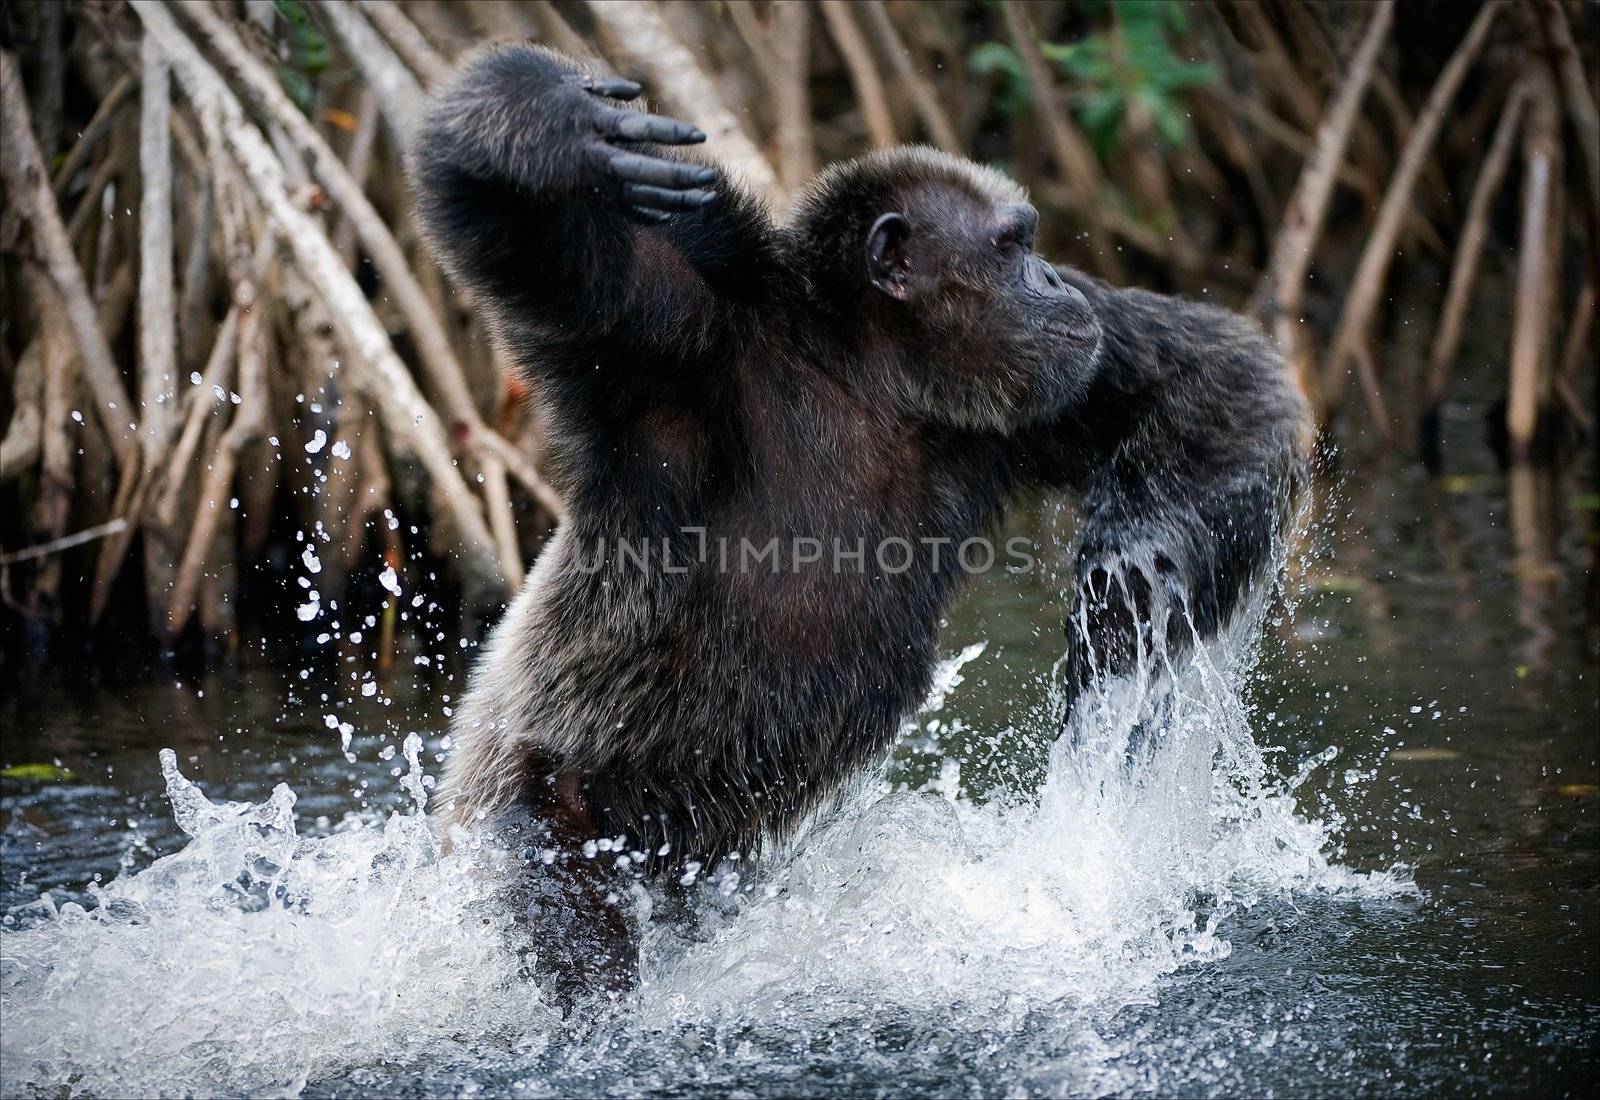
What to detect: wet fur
<box><xmin>410</xmin><ymin>45</ymin><xmax>1309</xmax><ymax>882</ymax></box>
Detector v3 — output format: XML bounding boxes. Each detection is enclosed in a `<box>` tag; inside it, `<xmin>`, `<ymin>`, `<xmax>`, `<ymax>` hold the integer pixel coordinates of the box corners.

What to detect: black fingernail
<box><xmin>688</xmin><ymin>128</ymin><xmax>706</xmax><ymax>143</ymax></box>
<box><xmin>695</xmin><ymin>168</ymin><xmax>716</xmax><ymax>185</ymax></box>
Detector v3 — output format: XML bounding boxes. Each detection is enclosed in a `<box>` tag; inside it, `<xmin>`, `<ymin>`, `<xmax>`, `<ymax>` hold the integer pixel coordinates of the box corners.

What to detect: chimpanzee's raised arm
<box><xmin>1017</xmin><ymin>269</ymin><xmax>1310</xmax><ymax>718</ymax></box>
<box><xmin>408</xmin><ymin>45</ymin><xmax>769</xmax><ymax>402</ymax></box>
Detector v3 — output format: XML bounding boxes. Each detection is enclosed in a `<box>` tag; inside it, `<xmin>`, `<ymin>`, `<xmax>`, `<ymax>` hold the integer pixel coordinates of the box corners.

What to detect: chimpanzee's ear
<box><xmin>866</xmin><ymin>213</ymin><xmax>912</xmax><ymax>301</ymax></box>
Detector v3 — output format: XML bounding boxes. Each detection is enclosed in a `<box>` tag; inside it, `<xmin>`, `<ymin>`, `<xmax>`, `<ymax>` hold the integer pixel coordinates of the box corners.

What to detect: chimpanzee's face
<box><xmin>865</xmin><ymin>186</ymin><xmax>1103</xmax><ymax>432</ymax></box>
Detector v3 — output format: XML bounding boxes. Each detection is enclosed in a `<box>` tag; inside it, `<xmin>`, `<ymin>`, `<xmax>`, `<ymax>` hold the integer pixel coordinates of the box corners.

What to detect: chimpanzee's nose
<box><xmin>1027</xmin><ymin>254</ymin><xmax>1072</xmax><ymax>296</ymax></box>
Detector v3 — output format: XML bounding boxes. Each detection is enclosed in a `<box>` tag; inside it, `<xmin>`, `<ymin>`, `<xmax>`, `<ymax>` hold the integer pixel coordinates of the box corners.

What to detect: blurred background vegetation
<box><xmin>0</xmin><ymin>0</ymin><xmax>1595</xmax><ymax>666</ymax></box>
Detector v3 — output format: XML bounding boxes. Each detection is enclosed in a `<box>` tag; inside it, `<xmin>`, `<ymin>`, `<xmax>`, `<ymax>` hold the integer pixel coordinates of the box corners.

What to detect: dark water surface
<box><xmin>1</xmin><ymin>460</ymin><xmax>1596</xmax><ymax>1097</ymax></box>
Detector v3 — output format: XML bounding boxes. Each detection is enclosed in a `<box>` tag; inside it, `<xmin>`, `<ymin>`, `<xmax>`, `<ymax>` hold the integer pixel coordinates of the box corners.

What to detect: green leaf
<box><xmin>1</xmin><ymin>763</ymin><xmax>74</xmax><ymax>782</ymax></box>
<box><xmin>969</xmin><ymin>42</ymin><xmax>1032</xmax><ymax>117</ymax></box>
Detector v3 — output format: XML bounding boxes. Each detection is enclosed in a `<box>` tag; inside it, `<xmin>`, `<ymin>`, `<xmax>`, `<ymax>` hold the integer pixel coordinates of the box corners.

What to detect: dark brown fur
<box><xmin>408</xmin><ymin>44</ymin><xmax>1308</xmax><ymax>992</ymax></box>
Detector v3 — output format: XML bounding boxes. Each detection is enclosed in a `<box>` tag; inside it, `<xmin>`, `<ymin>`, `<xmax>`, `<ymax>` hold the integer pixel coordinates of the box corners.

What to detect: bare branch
<box><xmin>1554</xmin><ymin>283</ymin><xmax>1596</xmax><ymax>430</ymax></box>
<box><xmin>0</xmin><ymin>341</ymin><xmax>43</xmax><ymax>482</ymax></box>
<box><xmin>1000</xmin><ymin>1</ymin><xmax>1129</xmax><ymax>277</ymax></box>
<box><xmin>168</xmin><ymin>0</ymin><xmax>551</xmax><ymax>514</ymax></box>
<box><xmin>728</xmin><ymin>0</ymin><xmax>814</xmax><ymax>190</ymax></box>
<box><xmin>1251</xmin><ymin>0</ymin><xmax>1395</xmax><ymax>395</ymax></box>
<box><xmin>132</xmin><ymin>0</ymin><xmax>508</xmax><ymax>595</ymax></box>
<box><xmin>0</xmin><ymin>520</ymin><xmax>130</xmax><ymax>568</ymax></box>
<box><xmin>312</xmin><ymin>0</ymin><xmax>422</xmax><ymax>150</ymax></box>
<box><xmin>818</xmin><ymin>0</ymin><xmax>895</xmax><ymax>149</ymax></box>
<box><xmin>138</xmin><ymin>30</ymin><xmax>179</xmax><ymax>461</ymax></box>
<box><xmin>1426</xmin><ymin>82</ymin><xmax>1529</xmax><ymax>410</ymax></box>
<box><xmin>1538</xmin><ymin>0</ymin><xmax>1600</xmax><ymax>248</ymax></box>
<box><xmin>52</xmin><ymin>73</ymin><xmax>136</xmax><ymax>196</ymax></box>
<box><xmin>1507</xmin><ymin>73</ymin><xmax>1563</xmax><ymax>459</ymax></box>
<box><xmin>1321</xmin><ymin>1</ymin><xmax>1501</xmax><ymax>423</ymax></box>
<box><xmin>333</xmin><ymin>88</ymin><xmax>380</xmax><ymax>267</ymax></box>
<box><xmin>860</xmin><ymin>0</ymin><xmax>959</xmax><ymax>152</ymax></box>
<box><xmin>358</xmin><ymin>0</ymin><xmax>452</xmax><ymax>87</ymax></box>
<box><xmin>0</xmin><ymin>49</ymin><xmax>138</xmax><ymax>469</ymax></box>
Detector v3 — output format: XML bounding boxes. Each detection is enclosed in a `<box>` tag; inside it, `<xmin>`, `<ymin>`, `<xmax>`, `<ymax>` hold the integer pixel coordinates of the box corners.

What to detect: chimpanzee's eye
<box><xmin>994</xmin><ymin>229</ymin><xmax>1027</xmax><ymax>255</ymax></box>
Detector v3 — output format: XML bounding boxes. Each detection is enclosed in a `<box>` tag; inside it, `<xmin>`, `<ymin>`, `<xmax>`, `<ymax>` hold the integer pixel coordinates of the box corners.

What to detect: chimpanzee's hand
<box><xmin>570</xmin><ymin>74</ymin><xmax>718</xmax><ymax>223</ymax></box>
<box><xmin>1066</xmin><ymin>537</ymin><xmax>1195</xmax><ymax>693</ymax></box>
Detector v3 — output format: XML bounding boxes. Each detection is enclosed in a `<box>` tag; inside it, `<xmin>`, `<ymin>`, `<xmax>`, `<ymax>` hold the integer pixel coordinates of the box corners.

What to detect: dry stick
<box><xmin>1507</xmin><ymin>74</ymin><xmax>1562</xmax><ymax>459</ymax></box>
<box><xmin>0</xmin><ymin>50</ymin><xmax>138</xmax><ymax>470</ymax></box>
<box><xmin>1118</xmin><ymin>96</ymin><xmax>1201</xmax><ymax>262</ymax></box>
<box><xmin>1250</xmin><ymin>0</ymin><xmax>1394</xmax><ymax>409</ymax></box>
<box><xmin>1559</xmin><ymin>283</ymin><xmax>1596</xmax><ymax>388</ymax></box>
<box><xmin>1000</xmin><ymin>1</ymin><xmax>1133</xmax><ymax>279</ymax></box>
<box><xmin>65</xmin><ymin>150</ymin><xmax>122</xmax><ymax>245</ymax></box>
<box><xmin>774</xmin><ymin>1</ymin><xmax>815</xmax><ymax>190</ymax></box>
<box><xmin>132</xmin><ymin>0</ymin><xmax>507</xmax><ymax>596</ymax></box>
<box><xmin>165</xmin><ymin>236</ymin><xmax>272</xmax><ymax>640</ymax></box>
<box><xmin>0</xmin><ymin>341</ymin><xmax>44</xmax><ymax>482</ymax></box>
<box><xmin>1190</xmin><ymin>86</ymin><xmax>1278</xmax><ymax>228</ymax></box>
<box><xmin>1347</xmin><ymin>344</ymin><xmax>1387</xmax><ymax>437</ymax></box>
<box><xmin>399</xmin><ymin>0</ymin><xmax>469</xmax><ymax>59</ymax></box>
<box><xmin>333</xmin><ymin>88</ymin><xmax>380</xmax><ymax>268</ymax></box>
<box><xmin>1228</xmin><ymin>0</ymin><xmax>1324</xmax><ymax>133</ymax></box>
<box><xmin>482</xmin><ymin>456</ymin><xmax>522</xmax><ymax>580</ymax></box>
<box><xmin>132</xmin><ymin>30</ymin><xmax>183</xmax><ymax>626</ymax></box>
<box><xmin>728</xmin><ymin>0</ymin><xmax>814</xmax><ymax>191</ymax></box>
<box><xmin>1538</xmin><ymin>0</ymin><xmax>1600</xmax><ymax>255</ymax></box>
<box><xmin>177</xmin><ymin>178</ymin><xmax>216</xmax><ymax>375</ymax></box>
<box><xmin>324</xmin><ymin>405</ymin><xmax>394</xmax><ymax>585</ymax></box>
<box><xmin>0</xmin><ymin>520</ymin><xmax>130</xmax><ymax>568</ymax></box>
<box><xmin>33</xmin><ymin>0</ymin><xmax>64</xmax><ymax>158</ymax></box>
<box><xmin>84</xmin><ymin>260</ymin><xmax>153</xmax><ymax>622</ymax></box>
<box><xmin>860</xmin><ymin>0</ymin><xmax>959</xmax><ymax>153</ymax></box>
<box><xmin>51</xmin><ymin>73</ymin><xmax>136</xmax><ymax>195</ymax></box>
<box><xmin>157</xmin><ymin>229</ymin><xmax>279</xmax><ymax>526</ymax></box>
<box><xmin>156</xmin><ymin>307</ymin><xmax>239</xmax><ymax>526</ymax></box>
<box><xmin>529</xmin><ymin>2</ymin><xmax>595</xmax><ymax>61</ymax></box>
<box><xmin>462</xmin><ymin>0</ymin><xmax>540</xmax><ymax>40</ymax></box>
<box><xmin>358</xmin><ymin>0</ymin><xmax>452</xmax><ymax>87</ymax></box>
<box><xmin>1320</xmin><ymin>1</ymin><xmax>1501</xmax><ymax>429</ymax></box>
<box><xmin>311</xmin><ymin>0</ymin><xmax>421</xmax><ymax>150</ymax></box>
<box><xmin>1218</xmin><ymin>86</ymin><xmax>1383</xmax><ymax>204</ymax></box>
<box><xmin>29</xmin><ymin>272</ymin><xmax>80</xmax><ymax>609</ymax></box>
<box><xmin>726</xmin><ymin>1</ymin><xmax>781</xmax><ymax>75</ymax></box>
<box><xmin>1280</xmin><ymin>0</ymin><xmax>1396</xmax><ymax>204</ymax></box>
<box><xmin>281</xmin><ymin>264</ymin><xmax>378</xmax><ymax>595</ymax></box>
<box><xmin>1426</xmin><ymin>83</ymin><xmax>1529</xmax><ymax>410</ymax></box>
<box><xmin>818</xmin><ymin>0</ymin><xmax>895</xmax><ymax>149</ymax></box>
<box><xmin>584</xmin><ymin>0</ymin><xmax>779</xmax><ymax>199</ymax></box>
<box><xmin>139</xmin><ymin>30</ymin><xmax>179</xmax><ymax>466</ymax></box>
<box><xmin>1554</xmin><ymin>283</ymin><xmax>1596</xmax><ymax>430</ymax></box>
<box><xmin>1370</xmin><ymin>72</ymin><xmax>1455</xmax><ymax>243</ymax></box>
<box><xmin>86</xmin><ymin>52</ymin><xmax>179</xmax><ymax>622</ymax></box>
<box><xmin>169</xmin><ymin>0</ymin><xmax>555</xmax><ymax>517</ymax></box>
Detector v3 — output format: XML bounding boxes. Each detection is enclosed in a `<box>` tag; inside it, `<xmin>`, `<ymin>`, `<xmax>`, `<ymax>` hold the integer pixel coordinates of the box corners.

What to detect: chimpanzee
<box><xmin>409</xmin><ymin>44</ymin><xmax>1308</xmax><ymax>994</ymax></box>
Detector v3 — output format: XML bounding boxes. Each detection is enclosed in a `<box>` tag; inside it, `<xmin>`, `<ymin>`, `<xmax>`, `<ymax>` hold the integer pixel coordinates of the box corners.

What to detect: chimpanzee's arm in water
<box><xmin>1017</xmin><ymin>269</ymin><xmax>1311</xmax><ymax>728</ymax></box>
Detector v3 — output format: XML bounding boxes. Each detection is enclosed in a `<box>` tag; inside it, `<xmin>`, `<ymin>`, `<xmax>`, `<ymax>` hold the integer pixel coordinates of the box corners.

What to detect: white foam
<box><xmin>0</xmin><ymin>622</ymin><xmax>1411</xmax><ymax>1097</ymax></box>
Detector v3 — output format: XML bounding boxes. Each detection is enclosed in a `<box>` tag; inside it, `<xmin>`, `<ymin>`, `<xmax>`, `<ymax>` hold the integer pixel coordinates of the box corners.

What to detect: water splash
<box><xmin>636</xmin><ymin>642</ymin><xmax>1408</xmax><ymax>1033</ymax></box>
<box><xmin>1</xmin><ymin>745</ymin><xmax>540</xmax><ymax>1096</ymax></box>
<box><xmin>0</xmin><ymin>637</ymin><xmax>1410</xmax><ymax>1097</ymax></box>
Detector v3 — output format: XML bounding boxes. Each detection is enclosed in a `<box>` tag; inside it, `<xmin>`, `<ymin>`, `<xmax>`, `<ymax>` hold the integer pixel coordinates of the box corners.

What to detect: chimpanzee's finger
<box><xmin>626</xmin><ymin>207</ymin><xmax>672</xmax><ymax>225</ymax></box>
<box><xmin>582</xmin><ymin>75</ymin><xmax>643</xmax><ymax>101</ymax></box>
<box><xmin>623</xmin><ymin>184</ymin><xmax>718</xmax><ymax>212</ymax></box>
<box><xmin>608</xmin><ymin>152</ymin><xmax>716</xmax><ymax>189</ymax></box>
<box><xmin>604</xmin><ymin>109</ymin><xmax>706</xmax><ymax>145</ymax></box>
